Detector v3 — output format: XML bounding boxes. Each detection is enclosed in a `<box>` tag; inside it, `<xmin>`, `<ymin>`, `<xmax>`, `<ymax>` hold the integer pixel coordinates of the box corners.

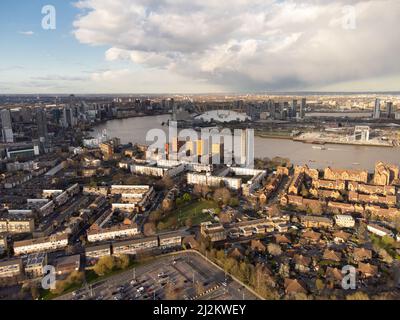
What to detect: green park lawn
<box><xmin>158</xmin><ymin>200</ymin><xmax>219</xmax><ymax>230</ymax></box>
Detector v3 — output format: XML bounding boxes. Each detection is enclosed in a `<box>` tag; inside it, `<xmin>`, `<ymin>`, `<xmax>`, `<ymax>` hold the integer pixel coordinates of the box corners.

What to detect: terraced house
<box><xmin>13</xmin><ymin>234</ymin><xmax>68</xmax><ymax>256</ymax></box>
<box><xmin>324</xmin><ymin>167</ymin><xmax>368</xmax><ymax>183</ymax></box>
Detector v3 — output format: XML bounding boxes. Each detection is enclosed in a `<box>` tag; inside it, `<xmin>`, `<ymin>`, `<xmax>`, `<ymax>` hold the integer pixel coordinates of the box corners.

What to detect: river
<box><xmin>92</xmin><ymin>115</ymin><xmax>400</xmax><ymax>171</ymax></box>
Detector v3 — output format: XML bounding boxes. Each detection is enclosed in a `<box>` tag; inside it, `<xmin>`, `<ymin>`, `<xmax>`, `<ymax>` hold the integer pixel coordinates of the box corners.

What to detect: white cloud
<box><xmin>19</xmin><ymin>31</ymin><xmax>34</xmax><ymax>36</ymax></box>
<box><xmin>88</xmin><ymin>68</ymin><xmax>225</xmax><ymax>93</ymax></box>
<box><xmin>31</xmin><ymin>75</ymin><xmax>89</xmax><ymax>81</ymax></box>
<box><xmin>90</xmin><ymin>68</ymin><xmax>131</xmax><ymax>81</ymax></box>
<box><xmin>73</xmin><ymin>0</ymin><xmax>400</xmax><ymax>91</ymax></box>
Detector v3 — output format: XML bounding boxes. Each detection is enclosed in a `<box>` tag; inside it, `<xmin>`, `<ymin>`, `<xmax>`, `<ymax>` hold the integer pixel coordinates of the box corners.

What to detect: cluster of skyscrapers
<box><xmin>0</xmin><ymin>109</ymin><xmax>13</xmax><ymax>144</ymax></box>
<box><xmin>163</xmin><ymin>128</ymin><xmax>254</xmax><ymax>167</ymax></box>
<box><xmin>1</xmin><ymin>108</ymin><xmax>49</xmax><ymax>147</ymax></box>
<box><xmin>373</xmin><ymin>98</ymin><xmax>394</xmax><ymax>119</ymax></box>
<box><xmin>244</xmin><ymin>98</ymin><xmax>307</xmax><ymax>121</ymax></box>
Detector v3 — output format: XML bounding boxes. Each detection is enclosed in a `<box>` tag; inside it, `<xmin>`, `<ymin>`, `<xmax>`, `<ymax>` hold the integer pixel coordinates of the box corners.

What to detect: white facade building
<box><xmin>87</xmin><ymin>224</ymin><xmax>139</xmax><ymax>243</ymax></box>
<box><xmin>13</xmin><ymin>234</ymin><xmax>69</xmax><ymax>255</ymax></box>
<box><xmin>334</xmin><ymin>215</ymin><xmax>356</xmax><ymax>228</ymax></box>
<box><xmin>367</xmin><ymin>224</ymin><xmax>393</xmax><ymax>238</ymax></box>
<box><xmin>187</xmin><ymin>172</ymin><xmax>242</xmax><ymax>190</ymax></box>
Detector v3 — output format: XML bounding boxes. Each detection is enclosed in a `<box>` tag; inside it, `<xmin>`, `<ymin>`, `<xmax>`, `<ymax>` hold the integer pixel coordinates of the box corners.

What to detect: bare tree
<box><xmin>164</xmin><ymin>282</ymin><xmax>178</xmax><ymax>300</ymax></box>
<box><xmin>144</xmin><ymin>222</ymin><xmax>156</xmax><ymax>236</ymax></box>
<box><xmin>267</xmin><ymin>243</ymin><xmax>282</xmax><ymax>256</ymax></box>
<box><xmin>213</xmin><ymin>187</ymin><xmax>231</xmax><ymax>205</ymax></box>
<box><xmin>195</xmin><ymin>281</ymin><xmax>205</xmax><ymax>296</ymax></box>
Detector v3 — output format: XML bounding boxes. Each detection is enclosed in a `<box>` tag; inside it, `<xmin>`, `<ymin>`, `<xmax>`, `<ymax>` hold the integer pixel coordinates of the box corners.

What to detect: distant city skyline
<box><xmin>1</xmin><ymin>0</ymin><xmax>400</xmax><ymax>94</ymax></box>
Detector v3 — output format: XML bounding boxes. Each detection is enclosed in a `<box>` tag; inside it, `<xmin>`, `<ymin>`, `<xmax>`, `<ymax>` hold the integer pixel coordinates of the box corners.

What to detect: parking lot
<box><xmin>61</xmin><ymin>251</ymin><xmax>258</xmax><ymax>301</ymax></box>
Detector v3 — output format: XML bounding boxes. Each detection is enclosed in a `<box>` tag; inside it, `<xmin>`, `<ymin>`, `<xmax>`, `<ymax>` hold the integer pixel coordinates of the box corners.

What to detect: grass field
<box><xmin>158</xmin><ymin>200</ymin><xmax>219</xmax><ymax>230</ymax></box>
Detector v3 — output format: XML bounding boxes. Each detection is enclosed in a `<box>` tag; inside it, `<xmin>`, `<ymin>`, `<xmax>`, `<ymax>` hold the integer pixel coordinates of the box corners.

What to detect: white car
<box><xmin>137</xmin><ymin>287</ymin><xmax>145</xmax><ymax>293</ymax></box>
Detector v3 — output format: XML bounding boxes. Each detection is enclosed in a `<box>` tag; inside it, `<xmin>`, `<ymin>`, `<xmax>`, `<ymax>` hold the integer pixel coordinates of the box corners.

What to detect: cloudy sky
<box><xmin>0</xmin><ymin>0</ymin><xmax>399</xmax><ymax>93</ymax></box>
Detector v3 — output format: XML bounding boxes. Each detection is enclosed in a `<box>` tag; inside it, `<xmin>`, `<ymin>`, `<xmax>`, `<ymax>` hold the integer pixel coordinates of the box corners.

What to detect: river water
<box><xmin>92</xmin><ymin>115</ymin><xmax>400</xmax><ymax>171</ymax></box>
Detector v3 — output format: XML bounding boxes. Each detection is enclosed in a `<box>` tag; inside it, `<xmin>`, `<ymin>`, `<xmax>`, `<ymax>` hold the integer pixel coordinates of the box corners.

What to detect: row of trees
<box><xmin>213</xmin><ymin>187</ymin><xmax>240</xmax><ymax>207</ymax></box>
<box><xmin>93</xmin><ymin>254</ymin><xmax>130</xmax><ymax>276</ymax></box>
<box><xmin>51</xmin><ymin>271</ymin><xmax>85</xmax><ymax>296</ymax></box>
<box><xmin>197</xmin><ymin>237</ymin><xmax>279</xmax><ymax>299</ymax></box>
<box><xmin>194</xmin><ymin>184</ymin><xmax>240</xmax><ymax>207</ymax></box>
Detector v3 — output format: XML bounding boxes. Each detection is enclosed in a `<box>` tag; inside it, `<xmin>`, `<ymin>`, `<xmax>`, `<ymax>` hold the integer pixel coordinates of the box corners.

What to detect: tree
<box><xmin>117</xmin><ymin>254</ymin><xmax>130</xmax><ymax>269</ymax></box>
<box><xmin>176</xmin><ymin>197</ymin><xmax>184</xmax><ymax>207</ymax></box>
<box><xmin>185</xmin><ymin>218</ymin><xmax>193</xmax><ymax>228</ymax></box>
<box><xmin>79</xmin><ymin>235</ymin><xmax>86</xmax><ymax>246</ymax></box>
<box><xmin>213</xmin><ymin>188</ymin><xmax>231</xmax><ymax>205</ymax></box>
<box><xmin>162</xmin><ymin>199</ymin><xmax>174</xmax><ymax>212</ymax></box>
<box><xmin>68</xmin><ymin>270</ymin><xmax>85</xmax><ymax>284</ymax></box>
<box><xmin>65</xmin><ymin>245</ymin><xmax>75</xmax><ymax>255</ymax></box>
<box><xmin>193</xmin><ymin>184</ymin><xmax>203</xmax><ymax>197</ymax></box>
<box><xmin>165</xmin><ymin>282</ymin><xmax>178</xmax><ymax>300</ymax></box>
<box><xmin>30</xmin><ymin>285</ymin><xmax>40</xmax><ymax>300</ymax></box>
<box><xmin>201</xmin><ymin>185</ymin><xmax>211</xmax><ymax>199</ymax></box>
<box><xmin>93</xmin><ymin>256</ymin><xmax>115</xmax><ymax>276</ymax></box>
<box><xmin>144</xmin><ymin>222</ymin><xmax>156</xmax><ymax>236</ymax></box>
<box><xmin>125</xmin><ymin>176</ymin><xmax>141</xmax><ymax>185</ymax></box>
<box><xmin>394</xmin><ymin>215</ymin><xmax>400</xmax><ymax>233</ymax></box>
<box><xmin>229</xmin><ymin>197</ymin><xmax>240</xmax><ymax>207</ymax></box>
<box><xmin>162</xmin><ymin>176</ymin><xmax>174</xmax><ymax>189</ymax></box>
<box><xmin>157</xmin><ymin>221</ymin><xmax>166</xmax><ymax>230</ymax></box>
<box><xmin>51</xmin><ymin>271</ymin><xmax>85</xmax><ymax>295</ymax></box>
<box><xmin>195</xmin><ymin>281</ymin><xmax>205</xmax><ymax>296</ymax></box>
<box><xmin>169</xmin><ymin>216</ymin><xmax>178</xmax><ymax>228</ymax></box>
<box><xmin>346</xmin><ymin>292</ymin><xmax>370</xmax><ymax>300</ymax></box>
<box><xmin>52</xmin><ymin>280</ymin><xmax>68</xmax><ymax>295</ymax></box>
<box><xmin>377</xmin><ymin>248</ymin><xmax>394</xmax><ymax>264</ymax></box>
<box><xmin>182</xmin><ymin>193</ymin><xmax>192</xmax><ymax>203</ymax></box>
<box><xmin>216</xmin><ymin>249</ymin><xmax>226</xmax><ymax>262</ymax></box>
<box><xmin>381</xmin><ymin>235</ymin><xmax>395</xmax><ymax>247</ymax></box>
<box><xmin>194</xmin><ymin>185</ymin><xmax>211</xmax><ymax>199</ymax></box>
<box><xmin>300</xmin><ymin>185</ymin><xmax>309</xmax><ymax>198</ymax></box>
<box><xmin>315</xmin><ymin>278</ymin><xmax>325</xmax><ymax>293</ymax></box>
<box><xmin>268</xmin><ymin>204</ymin><xmax>281</xmax><ymax>218</ymax></box>
<box><xmin>293</xmin><ymin>292</ymin><xmax>309</xmax><ymax>300</ymax></box>
<box><xmin>357</xmin><ymin>222</ymin><xmax>369</xmax><ymax>243</ymax></box>
<box><xmin>149</xmin><ymin>210</ymin><xmax>162</xmax><ymax>223</ymax></box>
<box><xmin>267</xmin><ymin>243</ymin><xmax>282</xmax><ymax>256</ymax></box>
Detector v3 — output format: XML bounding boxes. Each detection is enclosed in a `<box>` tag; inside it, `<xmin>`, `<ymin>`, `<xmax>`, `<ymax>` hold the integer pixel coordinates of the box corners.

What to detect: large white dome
<box><xmin>195</xmin><ymin>110</ymin><xmax>250</xmax><ymax>123</ymax></box>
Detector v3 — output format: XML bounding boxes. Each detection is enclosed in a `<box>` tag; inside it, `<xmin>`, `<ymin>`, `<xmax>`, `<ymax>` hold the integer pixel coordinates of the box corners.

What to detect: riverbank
<box><xmin>293</xmin><ymin>137</ymin><xmax>394</xmax><ymax>148</ymax></box>
<box><xmin>255</xmin><ymin>132</ymin><xmax>395</xmax><ymax>148</ymax></box>
<box><xmin>255</xmin><ymin>132</ymin><xmax>293</xmax><ymax>140</ymax></box>
<box><xmin>92</xmin><ymin>115</ymin><xmax>400</xmax><ymax>171</ymax></box>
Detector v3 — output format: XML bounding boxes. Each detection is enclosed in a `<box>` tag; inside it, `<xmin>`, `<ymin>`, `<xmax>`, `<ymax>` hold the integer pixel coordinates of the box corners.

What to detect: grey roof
<box><xmin>113</xmin><ymin>236</ymin><xmax>158</xmax><ymax>248</ymax></box>
<box><xmin>0</xmin><ymin>258</ymin><xmax>22</xmax><ymax>267</ymax></box>
<box><xmin>300</xmin><ymin>215</ymin><xmax>333</xmax><ymax>223</ymax></box>
<box><xmin>85</xmin><ymin>244</ymin><xmax>111</xmax><ymax>252</ymax></box>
